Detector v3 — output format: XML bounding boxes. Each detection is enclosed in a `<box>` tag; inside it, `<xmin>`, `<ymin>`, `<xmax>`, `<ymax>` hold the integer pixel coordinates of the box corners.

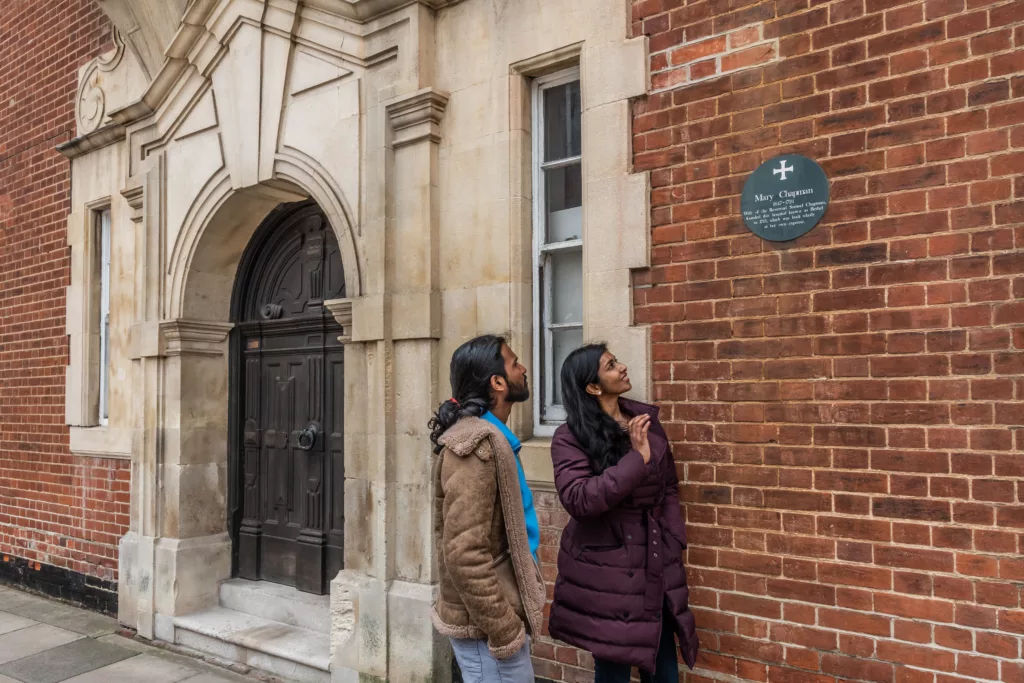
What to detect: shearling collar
<box><xmin>437</xmin><ymin>416</ymin><xmax>503</xmax><ymax>458</ymax></box>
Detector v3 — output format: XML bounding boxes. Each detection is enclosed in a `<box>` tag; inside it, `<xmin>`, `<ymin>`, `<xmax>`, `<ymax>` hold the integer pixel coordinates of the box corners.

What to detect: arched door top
<box><xmin>232</xmin><ymin>200</ymin><xmax>346</xmax><ymax>325</ymax></box>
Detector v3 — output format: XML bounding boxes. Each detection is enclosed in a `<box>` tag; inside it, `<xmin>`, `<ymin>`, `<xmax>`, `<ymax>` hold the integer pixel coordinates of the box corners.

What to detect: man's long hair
<box><xmin>560</xmin><ymin>343</ymin><xmax>632</xmax><ymax>474</ymax></box>
<box><xmin>428</xmin><ymin>335</ymin><xmax>507</xmax><ymax>454</ymax></box>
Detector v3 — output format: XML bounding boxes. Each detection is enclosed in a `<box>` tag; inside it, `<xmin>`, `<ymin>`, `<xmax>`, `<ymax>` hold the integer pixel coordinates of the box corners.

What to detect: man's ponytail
<box><xmin>428</xmin><ymin>335</ymin><xmax>507</xmax><ymax>454</ymax></box>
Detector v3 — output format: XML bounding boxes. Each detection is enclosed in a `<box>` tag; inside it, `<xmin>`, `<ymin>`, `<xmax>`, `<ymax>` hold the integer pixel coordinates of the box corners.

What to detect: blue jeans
<box><xmin>450</xmin><ymin>636</ymin><xmax>534</xmax><ymax>683</ymax></box>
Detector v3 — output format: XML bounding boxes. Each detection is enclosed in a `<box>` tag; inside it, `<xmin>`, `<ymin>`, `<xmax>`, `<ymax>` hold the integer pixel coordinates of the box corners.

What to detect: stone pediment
<box><xmin>95</xmin><ymin>0</ymin><xmax>190</xmax><ymax>78</ymax></box>
<box><xmin>305</xmin><ymin>0</ymin><xmax>464</xmax><ymax>21</ymax></box>
<box><xmin>81</xmin><ymin>0</ymin><xmax>458</xmax><ymax>139</ymax></box>
<box><xmin>94</xmin><ymin>0</ymin><xmax>462</xmax><ymax>84</ymax></box>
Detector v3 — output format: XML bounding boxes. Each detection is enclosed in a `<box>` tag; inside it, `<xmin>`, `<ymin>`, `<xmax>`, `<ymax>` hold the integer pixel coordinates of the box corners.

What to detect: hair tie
<box><xmin>449</xmin><ymin>398</ymin><xmax>460</xmax><ymax>407</ymax></box>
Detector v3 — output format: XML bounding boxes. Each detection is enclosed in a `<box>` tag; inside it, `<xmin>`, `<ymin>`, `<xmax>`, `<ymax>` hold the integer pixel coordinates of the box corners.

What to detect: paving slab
<box><xmin>0</xmin><ymin>610</ymin><xmax>37</xmax><ymax>636</ymax></box>
<box><xmin>43</xmin><ymin>610</ymin><xmax>118</xmax><ymax>638</ymax></box>
<box><xmin>0</xmin><ymin>593</ymin><xmax>89</xmax><ymax>627</ymax></box>
<box><xmin>0</xmin><ymin>624</ymin><xmax>84</xmax><ymax>665</ymax></box>
<box><xmin>61</xmin><ymin>654</ymin><xmax>200</xmax><ymax>683</ymax></box>
<box><xmin>0</xmin><ymin>637</ymin><xmax>136</xmax><ymax>683</ymax></box>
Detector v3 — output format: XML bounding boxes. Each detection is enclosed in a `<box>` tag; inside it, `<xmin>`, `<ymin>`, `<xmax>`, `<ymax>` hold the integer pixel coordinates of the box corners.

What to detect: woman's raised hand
<box><xmin>628</xmin><ymin>414</ymin><xmax>652</xmax><ymax>464</ymax></box>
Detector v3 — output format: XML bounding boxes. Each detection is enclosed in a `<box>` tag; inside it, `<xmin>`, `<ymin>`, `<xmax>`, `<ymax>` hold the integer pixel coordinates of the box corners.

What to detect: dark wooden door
<box><xmin>233</xmin><ymin>201</ymin><xmax>345</xmax><ymax>594</ymax></box>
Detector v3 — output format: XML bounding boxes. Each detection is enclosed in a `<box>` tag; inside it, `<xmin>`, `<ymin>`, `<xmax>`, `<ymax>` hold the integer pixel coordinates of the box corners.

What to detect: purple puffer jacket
<box><xmin>548</xmin><ymin>399</ymin><xmax>698</xmax><ymax>674</ymax></box>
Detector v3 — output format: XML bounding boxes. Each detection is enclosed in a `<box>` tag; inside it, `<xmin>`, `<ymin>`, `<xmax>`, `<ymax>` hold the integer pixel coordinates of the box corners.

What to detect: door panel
<box><xmin>233</xmin><ymin>201</ymin><xmax>345</xmax><ymax>595</ymax></box>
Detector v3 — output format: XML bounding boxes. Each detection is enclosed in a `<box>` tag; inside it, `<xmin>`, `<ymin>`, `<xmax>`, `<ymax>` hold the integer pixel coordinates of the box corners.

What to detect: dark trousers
<box><xmin>593</xmin><ymin>612</ymin><xmax>679</xmax><ymax>683</ymax></box>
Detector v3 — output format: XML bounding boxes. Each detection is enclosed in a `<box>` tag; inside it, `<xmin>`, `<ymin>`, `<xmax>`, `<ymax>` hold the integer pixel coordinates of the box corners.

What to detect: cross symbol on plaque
<box><xmin>773</xmin><ymin>159</ymin><xmax>794</xmax><ymax>181</ymax></box>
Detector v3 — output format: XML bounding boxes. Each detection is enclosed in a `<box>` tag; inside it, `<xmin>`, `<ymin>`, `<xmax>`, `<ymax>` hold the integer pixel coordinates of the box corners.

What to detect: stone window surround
<box><xmin>507</xmin><ymin>39</ymin><xmax>651</xmax><ymax>486</ymax></box>
<box><xmin>66</xmin><ymin>197</ymin><xmax>131</xmax><ymax>460</ymax></box>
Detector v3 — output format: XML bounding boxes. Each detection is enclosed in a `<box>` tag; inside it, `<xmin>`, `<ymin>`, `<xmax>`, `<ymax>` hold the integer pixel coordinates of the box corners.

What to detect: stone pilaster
<box><xmin>118</xmin><ymin>166</ymin><xmax>234</xmax><ymax>641</ymax></box>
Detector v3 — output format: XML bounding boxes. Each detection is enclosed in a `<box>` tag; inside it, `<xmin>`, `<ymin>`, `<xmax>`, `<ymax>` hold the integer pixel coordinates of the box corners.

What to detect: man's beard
<box><xmin>507</xmin><ymin>378</ymin><xmax>530</xmax><ymax>403</ymax></box>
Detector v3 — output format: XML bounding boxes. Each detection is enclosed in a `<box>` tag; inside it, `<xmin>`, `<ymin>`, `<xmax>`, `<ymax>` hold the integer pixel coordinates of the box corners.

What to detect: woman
<box><xmin>548</xmin><ymin>344</ymin><xmax>698</xmax><ymax>682</ymax></box>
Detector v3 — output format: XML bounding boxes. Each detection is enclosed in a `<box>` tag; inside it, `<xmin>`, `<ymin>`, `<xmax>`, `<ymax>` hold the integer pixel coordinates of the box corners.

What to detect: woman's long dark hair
<box><xmin>560</xmin><ymin>343</ymin><xmax>632</xmax><ymax>474</ymax></box>
<box><xmin>428</xmin><ymin>334</ymin><xmax>507</xmax><ymax>454</ymax></box>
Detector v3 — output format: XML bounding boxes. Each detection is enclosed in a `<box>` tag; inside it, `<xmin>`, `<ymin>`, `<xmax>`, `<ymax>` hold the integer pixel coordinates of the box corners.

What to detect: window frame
<box><xmin>532</xmin><ymin>66</ymin><xmax>583</xmax><ymax>435</ymax></box>
<box><xmin>95</xmin><ymin>207</ymin><xmax>111</xmax><ymax>426</ymax></box>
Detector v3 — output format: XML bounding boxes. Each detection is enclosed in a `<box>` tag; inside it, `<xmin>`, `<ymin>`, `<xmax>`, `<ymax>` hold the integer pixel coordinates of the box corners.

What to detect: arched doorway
<box><xmin>230</xmin><ymin>200</ymin><xmax>346</xmax><ymax>595</ymax></box>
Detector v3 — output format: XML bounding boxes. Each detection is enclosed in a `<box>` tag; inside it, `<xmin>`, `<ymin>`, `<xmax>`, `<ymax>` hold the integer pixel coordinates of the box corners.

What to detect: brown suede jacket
<box><xmin>431</xmin><ymin>416</ymin><xmax>545</xmax><ymax>659</ymax></box>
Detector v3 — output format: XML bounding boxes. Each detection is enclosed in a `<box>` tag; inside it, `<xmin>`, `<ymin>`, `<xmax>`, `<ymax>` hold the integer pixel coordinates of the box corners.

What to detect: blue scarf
<box><xmin>481</xmin><ymin>412</ymin><xmax>540</xmax><ymax>563</ymax></box>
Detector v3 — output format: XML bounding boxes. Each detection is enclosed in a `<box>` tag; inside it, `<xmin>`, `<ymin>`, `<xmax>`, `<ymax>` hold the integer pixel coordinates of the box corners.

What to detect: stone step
<box><xmin>218</xmin><ymin>579</ymin><xmax>330</xmax><ymax>634</ymax></box>
<box><xmin>172</xmin><ymin>607</ymin><xmax>330</xmax><ymax>683</ymax></box>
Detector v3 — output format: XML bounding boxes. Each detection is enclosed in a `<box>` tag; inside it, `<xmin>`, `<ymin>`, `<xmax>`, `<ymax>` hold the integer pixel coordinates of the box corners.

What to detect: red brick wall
<box><xmin>623</xmin><ymin>0</ymin><xmax>1024</xmax><ymax>681</ymax></box>
<box><xmin>532</xmin><ymin>490</ymin><xmax>596</xmax><ymax>682</ymax></box>
<box><xmin>0</xmin><ymin>0</ymin><xmax>128</xmax><ymax>584</ymax></box>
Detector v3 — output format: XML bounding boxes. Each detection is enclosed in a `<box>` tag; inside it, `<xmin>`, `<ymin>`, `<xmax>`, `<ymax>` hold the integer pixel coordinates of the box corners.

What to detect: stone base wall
<box><xmin>0</xmin><ymin>0</ymin><xmax>125</xmax><ymax>583</ymax></box>
<box><xmin>631</xmin><ymin>0</ymin><xmax>1024</xmax><ymax>682</ymax></box>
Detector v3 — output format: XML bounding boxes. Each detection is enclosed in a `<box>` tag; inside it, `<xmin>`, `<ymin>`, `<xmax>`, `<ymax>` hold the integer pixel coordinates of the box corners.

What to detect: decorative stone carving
<box><xmin>159</xmin><ymin>320</ymin><xmax>233</xmax><ymax>357</ymax></box>
<box><xmin>76</xmin><ymin>29</ymin><xmax>126</xmax><ymax>135</ymax></box>
<box><xmin>386</xmin><ymin>88</ymin><xmax>450</xmax><ymax>149</ymax></box>
<box><xmin>324</xmin><ymin>298</ymin><xmax>354</xmax><ymax>342</ymax></box>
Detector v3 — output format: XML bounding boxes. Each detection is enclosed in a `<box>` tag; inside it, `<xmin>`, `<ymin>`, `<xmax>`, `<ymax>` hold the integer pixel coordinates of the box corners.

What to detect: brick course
<box><xmin>534</xmin><ymin>0</ymin><xmax>1024</xmax><ymax>681</ymax></box>
<box><xmin>0</xmin><ymin>0</ymin><xmax>127</xmax><ymax>587</ymax></box>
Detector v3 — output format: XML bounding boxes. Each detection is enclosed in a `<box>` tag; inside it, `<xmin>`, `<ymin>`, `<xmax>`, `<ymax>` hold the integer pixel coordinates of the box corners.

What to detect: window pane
<box><xmin>550</xmin><ymin>327</ymin><xmax>583</xmax><ymax>407</ymax></box>
<box><xmin>544</xmin><ymin>164</ymin><xmax>582</xmax><ymax>243</ymax></box>
<box><xmin>543</xmin><ymin>81</ymin><xmax>581</xmax><ymax>162</ymax></box>
<box><xmin>549</xmin><ymin>250</ymin><xmax>583</xmax><ymax>325</ymax></box>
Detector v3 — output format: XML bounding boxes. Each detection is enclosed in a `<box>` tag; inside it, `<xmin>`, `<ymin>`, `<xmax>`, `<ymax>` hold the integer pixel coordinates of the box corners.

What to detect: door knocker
<box><xmin>297</xmin><ymin>423</ymin><xmax>319</xmax><ymax>451</ymax></box>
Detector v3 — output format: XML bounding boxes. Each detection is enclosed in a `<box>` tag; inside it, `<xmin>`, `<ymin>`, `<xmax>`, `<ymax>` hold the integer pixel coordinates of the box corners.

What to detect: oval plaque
<box><xmin>741</xmin><ymin>154</ymin><xmax>830</xmax><ymax>242</ymax></box>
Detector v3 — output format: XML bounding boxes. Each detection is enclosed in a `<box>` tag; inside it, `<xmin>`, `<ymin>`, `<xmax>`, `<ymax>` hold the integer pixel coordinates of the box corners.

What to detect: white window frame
<box><xmin>97</xmin><ymin>208</ymin><xmax>111</xmax><ymax>426</ymax></box>
<box><xmin>532</xmin><ymin>67</ymin><xmax>582</xmax><ymax>435</ymax></box>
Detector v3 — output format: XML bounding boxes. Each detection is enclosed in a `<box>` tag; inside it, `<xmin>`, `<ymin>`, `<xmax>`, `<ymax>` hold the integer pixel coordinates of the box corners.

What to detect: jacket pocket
<box><xmin>573</xmin><ymin>542</ymin><xmax>628</xmax><ymax>566</ymax></box>
<box><xmin>492</xmin><ymin>551</ymin><xmax>526</xmax><ymax>625</ymax></box>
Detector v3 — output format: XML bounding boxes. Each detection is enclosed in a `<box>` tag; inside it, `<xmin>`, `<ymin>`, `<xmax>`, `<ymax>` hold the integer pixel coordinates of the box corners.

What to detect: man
<box><xmin>428</xmin><ymin>335</ymin><xmax>544</xmax><ymax>682</ymax></box>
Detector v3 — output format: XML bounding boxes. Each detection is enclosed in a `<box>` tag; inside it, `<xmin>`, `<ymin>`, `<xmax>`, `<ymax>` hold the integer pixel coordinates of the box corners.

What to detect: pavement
<box><xmin>0</xmin><ymin>584</ymin><xmax>258</xmax><ymax>683</ymax></box>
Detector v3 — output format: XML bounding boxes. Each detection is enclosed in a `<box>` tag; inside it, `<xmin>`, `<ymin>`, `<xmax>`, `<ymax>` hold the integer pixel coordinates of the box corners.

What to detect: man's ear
<box><xmin>585</xmin><ymin>383</ymin><xmax>602</xmax><ymax>397</ymax></box>
<box><xmin>490</xmin><ymin>374</ymin><xmax>506</xmax><ymax>394</ymax></box>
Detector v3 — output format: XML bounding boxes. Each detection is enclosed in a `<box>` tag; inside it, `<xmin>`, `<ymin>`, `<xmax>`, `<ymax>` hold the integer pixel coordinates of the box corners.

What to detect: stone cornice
<box><xmin>57</xmin><ymin>123</ymin><xmax>128</xmax><ymax>160</ymax></box>
<box><xmin>385</xmin><ymin>88</ymin><xmax>449</xmax><ymax>149</ymax></box>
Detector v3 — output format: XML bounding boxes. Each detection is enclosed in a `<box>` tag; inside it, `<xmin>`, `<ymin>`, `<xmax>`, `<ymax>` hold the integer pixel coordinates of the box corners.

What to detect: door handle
<box><xmin>297</xmin><ymin>423</ymin><xmax>319</xmax><ymax>451</ymax></box>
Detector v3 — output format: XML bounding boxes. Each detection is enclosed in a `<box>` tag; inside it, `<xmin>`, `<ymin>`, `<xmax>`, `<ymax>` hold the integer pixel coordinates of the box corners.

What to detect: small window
<box><xmin>96</xmin><ymin>208</ymin><xmax>111</xmax><ymax>425</ymax></box>
<box><xmin>533</xmin><ymin>69</ymin><xmax>582</xmax><ymax>428</ymax></box>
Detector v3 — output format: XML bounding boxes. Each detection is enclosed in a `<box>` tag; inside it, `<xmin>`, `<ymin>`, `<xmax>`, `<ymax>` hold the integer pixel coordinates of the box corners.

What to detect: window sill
<box><xmin>69</xmin><ymin>425</ymin><xmax>131</xmax><ymax>459</ymax></box>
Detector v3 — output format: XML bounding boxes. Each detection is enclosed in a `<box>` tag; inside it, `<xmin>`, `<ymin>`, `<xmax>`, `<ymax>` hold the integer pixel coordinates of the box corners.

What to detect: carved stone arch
<box><xmin>272</xmin><ymin>148</ymin><xmax>363</xmax><ymax>293</ymax></box>
<box><xmin>172</xmin><ymin>168</ymin><xmax>361</xmax><ymax>323</ymax></box>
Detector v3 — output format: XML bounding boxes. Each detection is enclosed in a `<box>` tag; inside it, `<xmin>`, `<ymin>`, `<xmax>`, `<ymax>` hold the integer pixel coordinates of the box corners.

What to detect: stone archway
<box><xmin>116</xmin><ymin>177</ymin><xmax>357</xmax><ymax>636</ymax></box>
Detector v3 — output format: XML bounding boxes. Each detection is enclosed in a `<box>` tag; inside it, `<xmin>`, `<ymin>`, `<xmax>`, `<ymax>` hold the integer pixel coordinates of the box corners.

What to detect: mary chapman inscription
<box><xmin>741</xmin><ymin>154</ymin><xmax>830</xmax><ymax>242</ymax></box>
